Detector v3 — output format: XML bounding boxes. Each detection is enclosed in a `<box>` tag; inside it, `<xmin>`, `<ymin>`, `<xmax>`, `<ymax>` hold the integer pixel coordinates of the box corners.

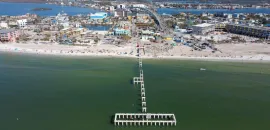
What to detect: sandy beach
<box><xmin>0</xmin><ymin>42</ymin><xmax>270</xmax><ymax>62</ymax></box>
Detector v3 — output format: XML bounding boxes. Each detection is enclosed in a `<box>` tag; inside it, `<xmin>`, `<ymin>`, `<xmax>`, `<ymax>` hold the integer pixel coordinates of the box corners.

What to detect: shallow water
<box><xmin>0</xmin><ymin>53</ymin><xmax>270</xmax><ymax>130</ymax></box>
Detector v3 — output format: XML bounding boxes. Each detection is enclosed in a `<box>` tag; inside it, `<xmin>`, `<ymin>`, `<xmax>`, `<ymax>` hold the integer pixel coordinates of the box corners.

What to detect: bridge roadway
<box><xmin>131</xmin><ymin>7</ymin><xmax>165</xmax><ymax>31</ymax></box>
<box><xmin>131</xmin><ymin>6</ymin><xmax>173</xmax><ymax>35</ymax></box>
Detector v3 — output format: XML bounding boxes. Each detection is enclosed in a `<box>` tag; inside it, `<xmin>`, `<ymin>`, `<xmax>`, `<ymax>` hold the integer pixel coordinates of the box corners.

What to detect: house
<box><xmin>133</xmin><ymin>4</ymin><xmax>147</xmax><ymax>8</ymax></box>
<box><xmin>114</xmin><ymin>28</ymin><xmax>130</xmax><ymax>35</ymax></box>
<box><xmin>141</xmin><ymin>30</ymin><xmax>154</xmax><ymax>35</ymax></box>
<box><xmin>17</xmin><ymin>19</ymin><xmax>27</xmax><ymax>28</ymax></box>
<box><xmin>114</xmin><ymin>9</ymin><xmax>128</xmax><ymax>17</ymax></box>
<box><xmin>109</xmin><ymin>6</ymin><xmax>115</xmax><ymax>11</ymax></box>
<box><xmin>0</xmin><ymin>21</ymin><xmax>8</xmax><ymax>29</ymax></box>
<box><xmin>141</xmin><ymin>35</ymin><xmax>155</xmax><ymax>41</ymax></box>
<box><xmin>55</xmin><ymin>13</ymin><xmax>70</xmax><ymax>28</ymax></box>
<box><xmin>227</xmin><ymin>14</ymin><xmax>233</xmax><ymax>19</ymax></box>
<box><xmin>0</xmin><ymin>29</ymin><xmax>20</xmax><ymax>42</ymax></box>
<box><xmin>117</xmin><ymin>4</ymin><xmax>125</xmax><ymax>9</ymax></box>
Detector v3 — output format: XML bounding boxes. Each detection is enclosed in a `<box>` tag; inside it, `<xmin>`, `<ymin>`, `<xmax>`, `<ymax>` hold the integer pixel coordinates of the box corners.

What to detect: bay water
<box><xmin>1</xmin><ymin>2</ymin><xmax>270</xmax><ymax>16</ymax></box>
<box><xmin>0</xmin><ymin>2</ymin><xmax>98</xmax><ymax>16</ymax></box>
<box><xmin>0</xmin><ymin>53</ymin><xmax>270</xmax><ymax>130</ymax></box>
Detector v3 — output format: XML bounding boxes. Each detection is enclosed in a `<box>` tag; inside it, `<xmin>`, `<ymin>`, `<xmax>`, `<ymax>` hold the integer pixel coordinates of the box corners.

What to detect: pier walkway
<box><xmin>114</xmin><ymin>44</ymin><xmax>176</xmax><ymax>127</ymax></box>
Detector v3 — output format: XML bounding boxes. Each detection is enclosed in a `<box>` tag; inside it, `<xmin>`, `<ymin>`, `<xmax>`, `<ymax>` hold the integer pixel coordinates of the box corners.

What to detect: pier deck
<box><xmin>114</xmin><ymin>113</ymin><xmax>177</xmax><ymax>126</ymax></box>
<box><xmin>114</xmin><ymin>44</ymin><xmax>176</xmax><ymax>127</ymax></box>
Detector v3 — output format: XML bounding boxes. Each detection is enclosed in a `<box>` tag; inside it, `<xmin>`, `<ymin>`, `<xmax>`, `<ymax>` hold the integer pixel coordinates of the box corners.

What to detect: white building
<box><xmin>141</xmin><ymin>35</ymin><xmax>155</xmax><ymax>41</ymax></box>
<box><xmin>117</xmin><ymin>4</ymin><xmax>125</xmax><ymax>9</ymax></box>
<box><xmin>55</xmin><ymin>13</ymin><xmax>70</xmax><ymax>28</ymax></box>
<box><xmin>227</xmin><ymin>14</ymin><xmax>233</xmax><ymax>19</ymax></box>
<box><xmin>114</xmin><ymin>9</ymin><xmax>128</xmax><ymax>17</ymax></box>
<box><xmin>0</xmin><ymin>21</ymin><xmax>8</xmax><ymax>29</ymax></box>
<box><xmin>74</xmin><ymin>22</ymin><xmax>81</xmax><ymax>28</ymax></box>
<box><xmin>201</xmin><ymin>13</ymin><xmax>208</xmax><ymax>17</ymax></box>
<box><xmin>192</xmin><ymin>23</ymin><xmax>215</xmax><ymax>35</ymax></box>
<box><xmin>109</xmin><ymin>6</ymin><xmax>115</xmax><ymax>11</ymax></box>
<box><xmin>17</xmin><ymin>19</ymin><xmax>27</xmax><ymax>28</ymax></box>
<box><xmin>133</xmin><ymin>4</ymin><xmax>147</xmax><ymax>8</ymax></box>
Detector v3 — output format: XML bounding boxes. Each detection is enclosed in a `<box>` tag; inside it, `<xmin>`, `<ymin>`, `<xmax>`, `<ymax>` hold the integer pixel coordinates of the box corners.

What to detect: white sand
<box><xmin>1</xmin><ymin>42</ymin><xmax>270</xmax><ymax>62</ymax></box>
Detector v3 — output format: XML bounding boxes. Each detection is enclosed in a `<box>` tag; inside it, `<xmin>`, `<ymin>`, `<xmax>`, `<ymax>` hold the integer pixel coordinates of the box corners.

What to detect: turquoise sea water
<box><xmin>0</xmin><ymin>53</ymin><xmax>270</xmax><ymax>130</ymax></box>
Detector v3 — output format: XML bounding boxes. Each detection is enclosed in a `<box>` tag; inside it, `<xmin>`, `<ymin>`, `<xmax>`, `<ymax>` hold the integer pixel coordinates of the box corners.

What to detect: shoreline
<box><xmin>1</xmin><ymin>43</ymin><xmax>270</xmax><ymax>63</ymax></box>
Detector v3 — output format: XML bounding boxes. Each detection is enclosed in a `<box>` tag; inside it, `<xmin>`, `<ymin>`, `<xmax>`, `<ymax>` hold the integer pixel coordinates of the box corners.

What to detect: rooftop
<box><xmin>0</xmin><ymin>29</ymin><xmax>16</xmax><ymax>34</ymax></box>
<box><xmin>91</xmin><ymin>12</ymin><xmax>107</xmax><ymax>16</ymax></box>
<box><xmin>228</xmin><ymin>23</ymin><xmax>270</xmax><ymax>31</ymax></box>
<box><xmin>193</xmin><ymin>23</ymin><xmax>214</xmax><ymax>27</ymax></box>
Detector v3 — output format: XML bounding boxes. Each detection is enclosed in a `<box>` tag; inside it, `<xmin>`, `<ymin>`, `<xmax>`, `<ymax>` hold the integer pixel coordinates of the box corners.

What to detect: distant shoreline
<box><xmin>31</xmin><ymin>7</ymin><xmax>52</xmax><ymax>11</ymax></box>
<box><xmin>0</xmin><ymin>0</ymin><xmax>45</xmax><ymax>3</ymax></box>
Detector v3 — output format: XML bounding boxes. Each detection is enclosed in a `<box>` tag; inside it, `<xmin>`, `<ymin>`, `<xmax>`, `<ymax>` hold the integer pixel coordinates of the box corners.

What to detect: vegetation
<box><xmin>122</xmin><ymin>35</ymin><xmax>131</xmax><ymax>41</ymax></box>
<box><xmin>165</xmin><ymin>20</ymin><xmax>176</xmax><ymax>28</ymax></box>
<box><xmin>200</xmin><ymin>16</ymin><xmax>210</xmax><ymax>21</ymax></box>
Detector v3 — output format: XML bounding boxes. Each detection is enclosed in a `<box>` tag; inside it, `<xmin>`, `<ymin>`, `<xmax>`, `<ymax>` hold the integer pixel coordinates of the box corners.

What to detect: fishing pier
<box><xmin>114</xmin><ymin>44</ymin><xmax>176</xmax><ymax>127</ymax></box>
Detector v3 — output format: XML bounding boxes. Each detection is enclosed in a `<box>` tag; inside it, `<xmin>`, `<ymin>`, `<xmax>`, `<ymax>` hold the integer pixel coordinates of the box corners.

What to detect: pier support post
<box><xmin>141</xmin><ymin>92</ymin><xmax>145</xmax><ymax>97</ymax></box>
<box><xmin>142</xmin><ymin>97</ymin><xmax>146</xmax><ymax>102</ymax></box>
<box><xmin>142</xmin><ymin>107</ymin><xmax>147</xmax><ymax>113</ymax></box>
<box><xmin>141</xmin><ymin>88</ymin><xmax>145</xmax><ymax>92</ymax></box>
<box><xmin>142</xmin><ymin>102</ymin><xmax>146</xmax><ymax>107</ymax></box>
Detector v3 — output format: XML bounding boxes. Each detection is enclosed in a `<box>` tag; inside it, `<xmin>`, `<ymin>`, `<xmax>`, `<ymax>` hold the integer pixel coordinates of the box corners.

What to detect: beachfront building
<box><xmin>114</xmin><ymin>9</ymin><xmax>128</xmax><ymax>17</ymax></box>
<box><xmin>0</xmin><ymin>21</ymin><xmax>8</xmax><ymax>29</ymax></box>
<box><xmin>141</xmin><ymin>30</ymin><xmax>155</xmax><ymax>41</ymax></box>
<box><xmin>0</xmin><ymin>29</ymin><xmax>20</xmax><ymax>42</ymax></box>
<box><xmin>109</xmin><ymin>6</ymin><xmax>115</xmax><ymax>11</ymax></box>
<box><xmin>226</xmin><ymin>24</ymin><xmax>270</xmax><ymax>40</ymax></box>
<box><xmin>55</xmin><ymin>13</ymin><xmax>70</xmax><ymax>28</ymax></box>
<box><xmin>132</xmin><ymin>4</ymin><xmax>148</xmax><ymax>8</ymax></box>
<box><xmin>215</xmin><ymin>22</ymin><xmax>228</xmax><ymax>32</ymax></box>
<box><xmin>114</xmin><ymin>28</ymin><xmax>130</xmax><ymax>35</ymax></box>
<box><xmin>192</xmin><ymin>23</ymin><xmax>215</xmax><ymax>35</ymax></box>
<box><xmin>141</xmin><ymin>35</ymin><xmax>155</xmax><ymax>41</ymax></box>
<box><xmin>17</xmin><ymin>19</ymin><xmax>27</xmax><ymax>28</ymax></box>
<box><xmin>114</xmin><ymin>21</ymin><xmax>131</xmax><ymax>36</ymax></box>
<box><xmin>141</xmin><ymin>30</ymin><xmax>154</xmax><ymax>35</ymax></box>
<box><xmin>117</xmin><ymin>4</ymin><xmax>126</xmax><ymax>9</ymax></box>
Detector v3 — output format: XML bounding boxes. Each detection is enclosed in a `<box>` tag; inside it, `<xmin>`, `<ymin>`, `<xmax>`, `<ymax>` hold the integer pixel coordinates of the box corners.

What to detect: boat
<box><xmin>200</xmin><ymin>68</ymin><xmax>206</xmax><ymax>71</ymax></box>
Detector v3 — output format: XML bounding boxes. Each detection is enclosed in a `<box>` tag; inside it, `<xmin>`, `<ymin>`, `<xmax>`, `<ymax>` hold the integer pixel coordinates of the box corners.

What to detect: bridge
<box><xmin>130</xmin><ymin>6</ymin><xmax>166</xmax><ymax>31</ymax></box>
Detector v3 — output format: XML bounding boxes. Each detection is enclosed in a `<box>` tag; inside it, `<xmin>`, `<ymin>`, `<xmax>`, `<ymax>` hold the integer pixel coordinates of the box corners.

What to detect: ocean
<box><xmin>0</xmin><ymin>53</ymin><xmax>270</xmax><ymax>130</ymax></box>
